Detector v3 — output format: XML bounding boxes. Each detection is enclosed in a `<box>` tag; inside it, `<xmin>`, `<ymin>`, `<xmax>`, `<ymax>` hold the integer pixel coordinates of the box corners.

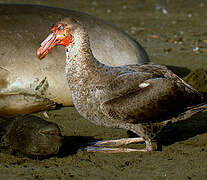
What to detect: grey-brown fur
<box><xmin>0</xmin><ymin>115</ymin><xmax>62</xmax><ymax>158</ymax></box>
<box><xmin>0</xmin><ymin>4</ymin><xmax>149</xmax><ymax>117</ymax></box>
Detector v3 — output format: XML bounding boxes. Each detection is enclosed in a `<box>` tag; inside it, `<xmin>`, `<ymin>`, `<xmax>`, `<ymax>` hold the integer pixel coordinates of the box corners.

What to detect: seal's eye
<box><xmin>58</xmin><ymin>25</ymin><xmax>64</xmax><ymax>30</ymax></box>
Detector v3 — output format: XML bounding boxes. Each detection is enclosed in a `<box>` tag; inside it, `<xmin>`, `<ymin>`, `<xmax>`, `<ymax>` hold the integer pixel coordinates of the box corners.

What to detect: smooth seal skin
<box><xmin>0</xmin><ymin>115</ymin><xmax>62</xmax><ymax>158</ymax></box>
<box><xmin>37</xmin><ymin>18</ymin><xmax>207</xmax><ymax>153</ymax></box>
<box><xmin>0</xmin><ymin>4</ymin><xmax>149</xmax><ymax>117</ymax></box>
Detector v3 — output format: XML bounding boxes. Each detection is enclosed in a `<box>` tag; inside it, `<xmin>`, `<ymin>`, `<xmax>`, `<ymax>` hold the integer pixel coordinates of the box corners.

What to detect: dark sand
<box><xmin>0</xmin><ymin>0</ymin><xmax>207</xmax><ymax>179</ymax></box>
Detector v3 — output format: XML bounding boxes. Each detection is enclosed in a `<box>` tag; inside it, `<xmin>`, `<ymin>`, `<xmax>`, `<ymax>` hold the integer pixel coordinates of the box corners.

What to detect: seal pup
<box><xmin>0</xmin><ymin>115</ymin><xmax>62</xmax><ymax>158</ymax></box>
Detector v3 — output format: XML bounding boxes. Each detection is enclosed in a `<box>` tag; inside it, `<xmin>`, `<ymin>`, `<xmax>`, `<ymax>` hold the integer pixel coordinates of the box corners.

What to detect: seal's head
<box><xmin>2</xmin><ymin>115</ymin><xmax>62</xmax><ymax>158</ymax></box>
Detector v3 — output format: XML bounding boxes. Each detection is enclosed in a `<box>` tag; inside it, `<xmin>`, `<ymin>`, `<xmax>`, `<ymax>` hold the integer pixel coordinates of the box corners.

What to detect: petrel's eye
<box><xmin>58</xmin><ymin>25</ymin><xmax>64</xmax><ymax>30</ymax></box>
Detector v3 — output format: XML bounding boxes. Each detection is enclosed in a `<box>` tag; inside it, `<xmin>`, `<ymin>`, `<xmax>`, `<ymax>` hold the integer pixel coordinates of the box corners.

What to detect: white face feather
<box><xmin>56</xmin><ymin>34</ymin><xmax>64</xmax><ymax>38</ymax></box>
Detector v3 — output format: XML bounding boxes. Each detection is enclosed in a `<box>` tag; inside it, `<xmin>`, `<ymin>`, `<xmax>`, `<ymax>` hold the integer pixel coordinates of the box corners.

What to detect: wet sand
<box><xmin>0</xmin><ymin>0</ymin><xmax>207</xmax><ymax>179</ymax></box>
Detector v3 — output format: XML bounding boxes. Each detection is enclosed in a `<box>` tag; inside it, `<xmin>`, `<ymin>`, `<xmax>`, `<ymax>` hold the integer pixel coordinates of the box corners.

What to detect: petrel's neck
<box><xmin>64</xmin><ymin>27</ymin><xmax>102</xmax><ymax>80</ymax></box>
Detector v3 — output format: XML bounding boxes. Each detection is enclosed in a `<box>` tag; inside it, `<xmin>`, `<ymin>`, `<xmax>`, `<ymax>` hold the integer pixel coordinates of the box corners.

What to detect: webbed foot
<box><xmin>86</xmin><ymin>137</ymin><xmax>154</xmax><ymax>153</ymax></box>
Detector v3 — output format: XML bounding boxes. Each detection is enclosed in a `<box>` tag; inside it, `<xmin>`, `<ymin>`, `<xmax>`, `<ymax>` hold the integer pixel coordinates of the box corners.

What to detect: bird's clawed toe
<box><xmin>86</xmin><ymin>146</ymin><xmax>148</xmax><ymax>153</ymax></box>
<box><xmin>88</xmin><ymin>137</ymin><xmax>145</xmax><ymax>147</ymax></box>
<box><xmin>86</xmin><ymin>137</ymin><xmax>152</xmax><ymax>153</ymax></box>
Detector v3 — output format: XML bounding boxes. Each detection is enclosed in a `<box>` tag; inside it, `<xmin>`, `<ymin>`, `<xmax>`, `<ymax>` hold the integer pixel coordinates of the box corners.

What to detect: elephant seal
<box><xmin>0</xmin><ymin>4</ymin><xmax>149</xmax><ymax>116</ymax></box>
<box><xmin>0</xmin><ymin>115</ymin><xmax>62</xmax><ymax>158</ymax></box>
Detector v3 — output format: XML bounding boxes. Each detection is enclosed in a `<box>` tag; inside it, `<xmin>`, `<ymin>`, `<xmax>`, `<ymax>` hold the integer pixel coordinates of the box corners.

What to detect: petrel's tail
<box><xmin>160</xmin><ymin>102</ymin><xmax>207</xmax><ymax>126</ymax></box>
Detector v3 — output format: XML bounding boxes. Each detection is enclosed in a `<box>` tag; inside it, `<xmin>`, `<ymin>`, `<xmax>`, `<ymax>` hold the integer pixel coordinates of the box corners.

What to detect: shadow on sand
<box><xmin>127</xmin><ymin>111</ymin><xmax>207</xmax><ymax>150</ymax></box>
<box><xmin>57</xmin><ymin>136</ymin><xmax>100</xmax><ymax>157</ymax></box>
<box><xmin>157</xmin><ymin>111</ymin><xmax>207</xmax><ymax>146</ymax></box>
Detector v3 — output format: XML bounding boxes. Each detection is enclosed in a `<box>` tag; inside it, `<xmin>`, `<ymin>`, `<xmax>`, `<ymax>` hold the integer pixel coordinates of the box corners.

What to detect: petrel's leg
<box><xmin>86</xmin><ymin>146</ymin><xmax>148</xmax><ymax>153</ymax></box>
<box><xmin>86</xmin><ymin>122</ymin><xmax>155</xmax><ymax>153</ymax></box>
<box><xmin>86</xmin><ymin>137</ymin><xmax>154</xmax><ymax>153</ymax></box>
<box><xmin>43</xmin><ymin>111</ymin><xmax>49</xmax><ymax>119</ymax></box>
<box><xmin>88</xmin><ymin>137</ymin><xmax>145</xmax><ymax>147</ymax></box>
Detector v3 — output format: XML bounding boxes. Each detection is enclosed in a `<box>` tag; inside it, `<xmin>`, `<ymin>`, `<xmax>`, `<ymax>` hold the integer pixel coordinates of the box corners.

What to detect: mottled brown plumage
<box><xmin>38</xmin><ymin>18</ymin><xmax>207</xmax><ymax>152</ymax></box>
